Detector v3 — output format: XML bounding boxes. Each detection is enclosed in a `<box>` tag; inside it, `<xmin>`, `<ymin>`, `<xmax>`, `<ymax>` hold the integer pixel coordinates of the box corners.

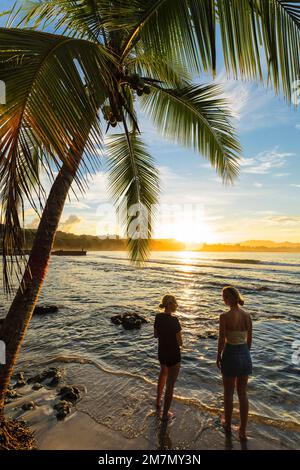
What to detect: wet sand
<box><xmin>4</xmin><ymin>361</ymin><xmax>299</xmax><ymax>450</ymax></box>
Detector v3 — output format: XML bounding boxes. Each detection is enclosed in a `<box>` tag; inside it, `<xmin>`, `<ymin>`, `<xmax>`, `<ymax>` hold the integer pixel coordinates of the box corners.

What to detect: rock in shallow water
<box><xmin>53</xmin><ymin>386</ymin><xmax>81</xmax><ymax>420</ymax></box>
<box><xmin>13</xmin><ymin>371</ymin><xmax>27</xmax><ymax>388</ymax></box>
<box><xmin>33</xmin><ymin>305</ymin><xmax>59</xmax><ymax>315</ymax></box>
<box><xmin>28</xmin><ymin>367</ymin><xmax>62</xmax><ymax>386</ymax></box>
<box><xmin>111</xmin><ymin>313</ymin><xmax>148</xmax><ymax>330</ymax></box>
<box><xmin>58</xmin><ymin>385</ymin><xmax>80</xmax><ymax>403</ymax></box>
<box><xmin>54</xmin><ymin>400</ymin><xmax>72</xmax><ymax>420</ymax></box>
<box><xmin>32</xmin><ymin>383</ymin><xmax>43</xmax><ymax>391</ymax></box>
<box><xmin>6</xmin><ymin>390</ymin><xmax>21</xmax><ymax>399</ymax></box>
<box><xmin>197</xmin><ymin>332</ymin><xmax>218</xmax><ymax>340</ymax></box>
<box><xmin>21</xmin><ymin>401</ymin><xmax>37</xmax><ymax>411</ymax></box>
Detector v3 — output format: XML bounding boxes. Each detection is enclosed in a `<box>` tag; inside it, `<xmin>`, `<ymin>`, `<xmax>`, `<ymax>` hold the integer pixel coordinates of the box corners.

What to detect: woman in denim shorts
<box><xmin>216</xmin><ymin>286</ymin><xmax>252</xmax><ymax>441</ymax></box>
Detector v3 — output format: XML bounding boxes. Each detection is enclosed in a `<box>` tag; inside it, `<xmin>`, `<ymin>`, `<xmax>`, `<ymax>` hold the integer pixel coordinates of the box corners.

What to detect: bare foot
<box><xmin>221</xmin><ymin>415</ymin><xmax>232</xmax><ymax>434</ymax></box>
<box><xmin>160</xmin><ymin>410</ymin><xmax>175</xmax><ymax>421</ymax></box>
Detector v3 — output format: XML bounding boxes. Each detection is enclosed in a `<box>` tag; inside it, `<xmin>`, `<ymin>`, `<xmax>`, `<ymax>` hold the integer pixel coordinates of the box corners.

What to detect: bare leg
<box><xmin>161</xmin><ymin>362</ymin><xmax>180</xmax><ymax>420</ymax></box>
<box><xmin>222</xmin><ymin>375</ymin><xmax>236</xmax><ymax>433</ymax></box>
<box><xmin>236</xmin><ymin>375</ymin><xmax>249</xmax><ymax>440</ymax></box>
<box><xmin>156</xmin><ymin>365</ymin><xmax>168</xmax><ymax>409</ymax></box>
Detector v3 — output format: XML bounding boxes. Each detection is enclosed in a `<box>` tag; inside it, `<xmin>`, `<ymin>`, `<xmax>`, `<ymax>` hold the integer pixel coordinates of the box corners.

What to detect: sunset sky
<box><xmin>1</xmin><ymin>0</ymin><xmax>300</xmax><ymax>243</ymax></box>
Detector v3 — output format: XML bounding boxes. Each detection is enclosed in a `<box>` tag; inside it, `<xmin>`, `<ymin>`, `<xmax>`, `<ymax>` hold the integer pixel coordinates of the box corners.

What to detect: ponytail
<box><xmin>223</xmin><ymin>286</ymin><xmax>244</xmax><ymax>306</ymax></box>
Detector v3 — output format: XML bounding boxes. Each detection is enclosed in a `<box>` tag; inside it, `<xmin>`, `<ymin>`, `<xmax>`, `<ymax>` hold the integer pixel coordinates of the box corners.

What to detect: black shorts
<box><xmin>158</xmin><ymin>352</ymin><xmax>181</xmax><ymax>368</ymax></box>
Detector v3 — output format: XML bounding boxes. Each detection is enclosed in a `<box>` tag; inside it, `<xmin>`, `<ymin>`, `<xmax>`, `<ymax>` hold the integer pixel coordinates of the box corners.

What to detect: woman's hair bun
<box><xmin>159</xmin><ymin>294</ymin><xmax>177</xmax><ymax>309</ymax></box>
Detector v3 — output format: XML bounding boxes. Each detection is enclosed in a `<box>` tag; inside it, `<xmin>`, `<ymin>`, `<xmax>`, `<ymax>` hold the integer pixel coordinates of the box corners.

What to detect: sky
<box><xmin>1</xmin><ymin>1</ymin><xmax>300</xmax><ymax>244</ymax></box>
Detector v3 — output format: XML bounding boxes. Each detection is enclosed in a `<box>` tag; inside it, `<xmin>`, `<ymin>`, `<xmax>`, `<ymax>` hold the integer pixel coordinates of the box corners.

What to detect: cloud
<box><xmin>296</xmin><ymin>124</ymin><xmax>300</xmax><ymax>130</ymax></box>
<box><xmin>290</xmin><ymin>184</ymin><xmax>300</xmax><ymax>188</ymax></box>
<box><xmin>156</xmin><ymin>165</ymin><xmax>239</xmax><ymax>206</ymax></box>
<box><xmin>241</xmin><ymin>147</ymin><xmax>295</xmax><ymax>174</ymax></box>
<box><xmin>26</xmin><ymin>217</ymin><xmax>40</xmax><ymax>229</ymax></box>
<box><xmin>215</xmin><ymin>72</ymin><xmax>250</xmax><ymax>119</ymax></box>
<box><xmin>65</xmin><ymin>201</ymin><xmax>91</xmax><ymax>210</ymax></box>
<box><xmin>265</xmin><ymin>215</ymin><xmax>300</xmax><ymax>226</ymax></box>
<box><xmin>253</xmin><ymin>182</ymin><xmax>263</xmax><ymax>188</ymax></box>
<box><xmin>83</xmin><ymin>171</ymin><xmax>109</xmax><ymax>204</ymax></box>
<box><xmin>59</xmin><ymin>214</ymin><xmax>82</xmax><ymax>232</ymax></box>
<box><xmin>214</xmin><ymin>72</ymin><xmax>288</xmax><ymax>132</ymax></box>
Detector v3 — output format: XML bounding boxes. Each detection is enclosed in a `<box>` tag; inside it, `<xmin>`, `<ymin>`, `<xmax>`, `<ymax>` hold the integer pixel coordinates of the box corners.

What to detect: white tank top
<box><xmin>226</xmin><ymin>330</ymin><xmax>247</xmax><ymax>345</ymax></box>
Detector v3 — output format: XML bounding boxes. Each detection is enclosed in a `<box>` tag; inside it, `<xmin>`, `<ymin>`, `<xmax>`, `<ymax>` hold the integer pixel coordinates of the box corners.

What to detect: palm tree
<box><xmin>0</xmin><ymin>0</ymin><xmax>299</xmax><ymax>412</ymax></box>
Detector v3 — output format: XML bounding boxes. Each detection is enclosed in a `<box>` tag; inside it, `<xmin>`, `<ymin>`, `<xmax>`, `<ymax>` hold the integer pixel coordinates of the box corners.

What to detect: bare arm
<box><xmin>247</xmin><ymin>315</ymin><xmax>252</xmax><ymax>350</ymax></box>
<box><xmin>217</xmin><ymin>315</ymin><xmax>225</xmax><ymax>368</ymax></box>
<box><xmin>176</xmin><ymin>331</ymin><xmax>183</xmax><ymax>347</ymax></box>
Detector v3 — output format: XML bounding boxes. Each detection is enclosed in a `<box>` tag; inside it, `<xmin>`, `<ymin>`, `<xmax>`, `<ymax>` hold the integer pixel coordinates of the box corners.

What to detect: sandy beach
<box><xmin>4</xmin><ymin>359</ymin><xmax>299</xmax><ymax>451</ymax></box>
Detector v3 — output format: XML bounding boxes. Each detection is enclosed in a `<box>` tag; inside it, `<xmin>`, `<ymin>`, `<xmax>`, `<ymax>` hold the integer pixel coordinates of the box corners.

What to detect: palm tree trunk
<box><xmin>0</xmin><ymin>142</ymin><xmax>85</xmax><ymax>412</ymax></box>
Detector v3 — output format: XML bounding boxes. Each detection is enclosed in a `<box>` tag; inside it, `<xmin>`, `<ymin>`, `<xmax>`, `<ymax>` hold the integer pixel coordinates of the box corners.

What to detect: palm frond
<box><xmin>251</xmin><ymin>0</ymin><xmax>300</xmax><ymax>100</ymax></box>
<box><xmin>13</xmin><ymin>0</ymin><xmax>136</xmax><ymax>40</ymax></box>
<box><xmin>0</xmin><ymin>27</ymin><xmax>111</xmax><ymax>291</ymax></box>
<box><xmin>216</xmin><ymin>0</ymin><xmax>300</xmax><ymax>101</ymax></box>
<box><xmin>129</xmin><ymin>48</ymin><xmax>191</xmax><ymax>88</ymax></box>
<box><xmin>275</xmin><ymin>1</ymin><xmax>300</xmax><ymax>28</ymax></box>
<box><xmin>12</xmin><ymin>1</ymin><xmax>300</xmax><ymax>102</ymax></box>
<box><xmin>106</xmin><ymin>130</ymin><xmax>160</xmax><ymax>263</ymax></box>
<box><xmin>140</xmin><ymin>83</ymin><xmax>241</xmax><ymax>184</ymax></box>
<box><xmin>120</xmin><ymin>0</ymin><xmax>300</xmax><ymax>102</ymax></box>
<box><xmin>121</xmin><ymin>0</ymin><xmax>210</xmax><ymax>75</ymax></box>
<box><xmin>11</xmin><ymin>0</ymin><xmax>102</xmax><ymax>40</ymax></box>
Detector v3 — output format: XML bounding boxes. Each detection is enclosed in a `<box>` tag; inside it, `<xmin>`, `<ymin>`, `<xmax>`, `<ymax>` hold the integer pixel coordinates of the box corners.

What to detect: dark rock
<box><xmin>48</xmin><ymin>370</ymin><xmax>63</xmax><ymax>386</ymax></box>
<box><xmin>28</xmin><ymin>367</ymin><xmax>62</xmax><ymax>385</ymax></box>
<box><xmin>32</xmin><ymin>383</ymin><xmax>43</xmax><ymax>391</ymax></box>
<box><xmin>54</xmin><ymin>400</ymin><xmax>72</xmax><ymax>420</ymax></box>
<box><xmin>58</xmin><ymin>386</ymin><xmax>80</xmax><ymax>403</ymax></box>
<box><xmin>111</xmin><ymin>316</ymin><xmax>122</xmax><ymax>325</ymax></box>
<box><xmin>34</xmin><ymin>305</ymin><xmax>59</xmax><ymax>315</ymax></box>
<box><xmin>21</xmin><ymin>401</ymin><xmax>36</xmax><ymax>411</ymax></box>
<box><xmin>6</xmin><ymin>390</ymin><xmax>20</xmax><ymax>399</ymax></box>
<box><xmin>14</xmin><ymin>379</ymin><xmax>27</xmax><ymax>388</ymax></box>
<box><xmin>14</xmin><ymin>372</ymin><xmax>25</xmax><ymax>381</ymax></box>
<box><xmin>111</xmin><ymin>312</ymin><xmax>148</xmax><ymax>330</ymax></box>
<box><xmin>207</xmin><ymin>333</ymin><xmax>218</xmax><ymax>340</ymax></box>
<box><xmin>197</xmin><ymin>332</ymin><xmax>218</xmax><ymax>340</ymax></box>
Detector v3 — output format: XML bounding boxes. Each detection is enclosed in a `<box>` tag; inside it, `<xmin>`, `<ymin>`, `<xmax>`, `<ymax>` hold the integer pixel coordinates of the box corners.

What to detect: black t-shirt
<box><xmin>154</xmin><ymin>313</ymin><xmax>182</xmax><ymax>364</ymax></box>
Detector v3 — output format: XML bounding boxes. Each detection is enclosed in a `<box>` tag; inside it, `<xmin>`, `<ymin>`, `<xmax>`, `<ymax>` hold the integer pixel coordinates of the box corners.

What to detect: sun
<box><xmin>173</xmin><ymin>220</ymin><xmax>216</xmax><ymax>244</ymax></box>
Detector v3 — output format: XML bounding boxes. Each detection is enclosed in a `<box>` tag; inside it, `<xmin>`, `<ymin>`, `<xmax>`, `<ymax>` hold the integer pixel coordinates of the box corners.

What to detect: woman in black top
<box><xmin>154</xmin><ymin>294</ymin><xmax>182</xmax><ymax>421</ymax></box>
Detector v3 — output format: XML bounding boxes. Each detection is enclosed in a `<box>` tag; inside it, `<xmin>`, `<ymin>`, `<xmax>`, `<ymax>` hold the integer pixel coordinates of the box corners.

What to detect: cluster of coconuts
<box><xmin>102</xmin><ymin>105</ymin><xmax>122</xmax><ymax>127</ymax></box>
<box><xmin>102</xmin><ymin>74</ymin><xmax>150</xmax><ymax>127</ymax></box>
<box><xmin>128</xmin><ymin>73</ymin><xmax>151</xmax><ymax>96</ymax></box>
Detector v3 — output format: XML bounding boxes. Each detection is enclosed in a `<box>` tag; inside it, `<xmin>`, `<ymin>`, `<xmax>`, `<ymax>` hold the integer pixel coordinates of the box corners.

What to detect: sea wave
<box><xmin>94</xmin><ymin>253</ymin><xmax>300</xmax><ymax>270</ymax></box>
<box><xmin>41</xmin><ymin>354</ymin><xmax>300</xmax><ymax>434</ymax></box>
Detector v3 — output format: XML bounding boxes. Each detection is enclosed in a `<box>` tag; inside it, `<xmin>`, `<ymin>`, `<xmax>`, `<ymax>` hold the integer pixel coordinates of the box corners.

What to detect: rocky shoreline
<box><xmin>2</xmin><ymin>365</ymin><xmax>84</xmax><ymax>450</ymax></box>
<box><xmin>5</xmin><ymin>367</ymin><xmax>82</xmax><ymax>421</ymax></box>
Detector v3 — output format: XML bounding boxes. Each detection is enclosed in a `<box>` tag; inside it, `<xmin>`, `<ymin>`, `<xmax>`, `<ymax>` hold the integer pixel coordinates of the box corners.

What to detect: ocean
<box><xmin>1</xmin><ymin>251</ymin><xmax>299</xmax><ymax>447</ymax></box>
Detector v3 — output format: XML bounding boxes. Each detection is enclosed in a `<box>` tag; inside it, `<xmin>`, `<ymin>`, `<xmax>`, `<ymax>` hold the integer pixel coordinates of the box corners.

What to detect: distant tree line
<box><xmin>1</xmin><ymin>225</ymin><xmax>299</xmax><ymax>252</ymax></box>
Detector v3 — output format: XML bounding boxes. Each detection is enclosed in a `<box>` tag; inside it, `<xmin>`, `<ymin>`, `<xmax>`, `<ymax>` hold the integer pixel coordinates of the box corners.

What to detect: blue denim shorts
<box><xmin>221</xmin><ymin>343</ymin><xmax>252</xmax><ymax>377</ymax></box>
